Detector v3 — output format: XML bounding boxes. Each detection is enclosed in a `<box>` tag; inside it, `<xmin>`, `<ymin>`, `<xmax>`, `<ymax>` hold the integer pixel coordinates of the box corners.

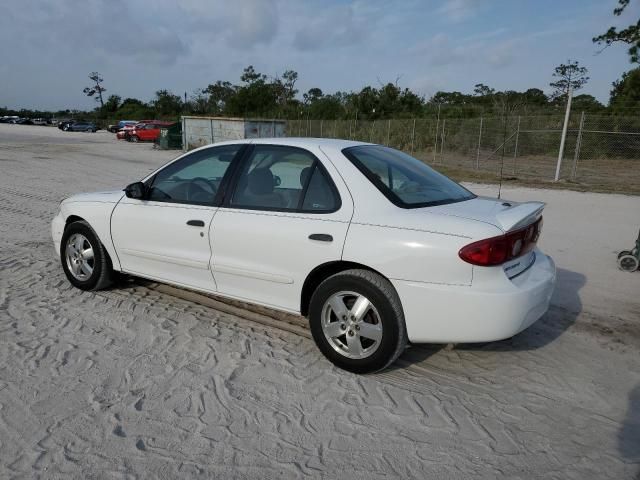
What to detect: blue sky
<box><xmin>1</xmin><ymin>0</ymin><xmax>637</xmax><ymax>110</ymax></box>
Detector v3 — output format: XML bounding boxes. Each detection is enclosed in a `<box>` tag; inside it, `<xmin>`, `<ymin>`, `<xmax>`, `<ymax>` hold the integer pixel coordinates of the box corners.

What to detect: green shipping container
<box><xmin>158</xmin><ymin>122</ymin><xmax>183</xmax><ymax>150</ymax></box>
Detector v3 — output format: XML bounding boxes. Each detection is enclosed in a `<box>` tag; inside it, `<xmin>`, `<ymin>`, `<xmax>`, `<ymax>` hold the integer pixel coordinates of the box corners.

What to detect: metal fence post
<box><xmin>320</xmin><ymin>119</ymin><xmax>323</xmax><ymax>137</ymax></box>
<box><xmin>440</xmin><ymin>119</ymin><xmax>446</xmax><ymax>162</ymax></box>
<box><xmin>512</xmin><ymin>115</ymin><xmax>521</xmax><ymax>174</ymax></box>
<box><xmin>571</xmin><ymin>111</ymin><xmax>585</xmax><ymax>181</ymax></box>
<box><xmin>387</xmin><ymin>119</ymin><xmax>391</xmax><ymax>146</ymax></box>
<box><xmin>354</xmin><ymin>111</ymin><xmax>358</xmax><ymax>140</ymax></box>
<box><xmin>410</xmin><ymin>118</ymin><xmax>416</xmax><ymax>154</ymax></box>
<box><xmin>433</xmin><ymin>105</ymin><xmax>441</xmax><ymax>162</ymax></box>
<box><xmin>555</xmin><ymin>86</ymin><xmax>573</xmax><ymax>181</ymax></box>
<box><xmin>476</xmin><ymin>116</ymin><xmax>483</xmax><ymax>169</ymax></box>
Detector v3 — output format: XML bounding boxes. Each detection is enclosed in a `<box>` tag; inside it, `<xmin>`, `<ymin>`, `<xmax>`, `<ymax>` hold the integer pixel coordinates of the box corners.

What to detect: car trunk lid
<box><xmin>428</xmin><ymin>196</ymin><xmax>544</xmax><ymax>233</ymax></box>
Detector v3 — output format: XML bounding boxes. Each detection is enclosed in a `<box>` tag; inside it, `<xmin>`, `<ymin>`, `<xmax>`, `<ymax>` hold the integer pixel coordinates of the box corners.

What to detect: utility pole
<box><xmin>555</xmin><ymin>86</ymin><xmax>573</xmax><ymax>181</ymax></box>
<box><xmin>571</xmin><ymin>111</ymin><xmax>585</xmax><ymax>180</ymax></box>
<box><xmin>475</xmin><ymin>116</ymin><xmax>483</xmax><ymax>170</ymax></box>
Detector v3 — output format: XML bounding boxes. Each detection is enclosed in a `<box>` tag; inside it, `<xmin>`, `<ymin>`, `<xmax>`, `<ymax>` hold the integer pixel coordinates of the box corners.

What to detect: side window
<box><xmin>147</xmin><ymin>145</ymin><xmax>240</xmax><ymax>204</ymax></box>
<box><xmin>301</xmin><ymin>166</ymin><xmax>339</xmax><ymax>212</ymax></box>
<box><xmin>231</xmin><ymin>146</ymin><xmax>316</xmax><ymax>210</ymax></box>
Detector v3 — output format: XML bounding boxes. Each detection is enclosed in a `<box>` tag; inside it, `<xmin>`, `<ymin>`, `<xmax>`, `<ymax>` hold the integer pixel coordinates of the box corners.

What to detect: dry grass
<box><xmin>417</xmin><ymin>151</ymin><xmax>640</xmax><ymax>196</ymax></box>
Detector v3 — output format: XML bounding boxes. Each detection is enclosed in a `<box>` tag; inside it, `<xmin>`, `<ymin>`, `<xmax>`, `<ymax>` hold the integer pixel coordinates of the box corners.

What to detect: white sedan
<box><xmin>51</xmin><ymin>138</ymin><xmax>556</xmax><ymax>373</ymax></box>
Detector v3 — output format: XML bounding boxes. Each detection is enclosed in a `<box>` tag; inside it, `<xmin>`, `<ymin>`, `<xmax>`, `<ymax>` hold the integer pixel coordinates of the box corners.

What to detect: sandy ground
<box><xmin>0</xmin><ymin>124</ymin><xmax>639</xmax><ymax>479</ymax></box>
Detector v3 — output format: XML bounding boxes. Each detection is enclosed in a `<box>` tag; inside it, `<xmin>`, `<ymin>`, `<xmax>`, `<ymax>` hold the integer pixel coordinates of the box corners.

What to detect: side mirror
<box><xmin>124</xmin><ymin>182</ymin><xmax>146</xmax><ymax>199</ymax></box>
<box><xmin>273</xmin><ymin>175</ymin><xmax>282</xmax><ymax>187</ymax></box>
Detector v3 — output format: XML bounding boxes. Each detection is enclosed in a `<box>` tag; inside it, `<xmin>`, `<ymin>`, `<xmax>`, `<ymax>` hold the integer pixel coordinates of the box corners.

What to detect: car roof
<box><xmin>201</xmin><ymin>137</ymin><xmax>373</xmax><ymax>150</ymax></box>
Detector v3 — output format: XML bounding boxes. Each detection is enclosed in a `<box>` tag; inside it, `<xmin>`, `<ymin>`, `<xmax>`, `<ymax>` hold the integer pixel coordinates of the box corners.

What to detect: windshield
<box><xmin>342</xmin><ymin>145</ymin><xmax>475</xmax><ymax>208</ymax></box>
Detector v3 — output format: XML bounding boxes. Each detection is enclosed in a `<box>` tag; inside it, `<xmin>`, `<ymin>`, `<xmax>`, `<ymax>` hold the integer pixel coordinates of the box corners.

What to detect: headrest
<box><xmin>300</xmin><ymin>166</ymin><xmax>313</xmax><ymax>187</ymax></box>
<box><xmin>248</xmin><ymin>168</ymin><xmax>274</xmax><ymax>195</ymax></box>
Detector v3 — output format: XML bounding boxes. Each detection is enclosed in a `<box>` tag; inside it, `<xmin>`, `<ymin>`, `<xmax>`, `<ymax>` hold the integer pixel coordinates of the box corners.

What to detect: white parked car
<box><xmin>51</xmin><ymin>139</ymin><xmax>556</xmax><ymax>373</ymax></box>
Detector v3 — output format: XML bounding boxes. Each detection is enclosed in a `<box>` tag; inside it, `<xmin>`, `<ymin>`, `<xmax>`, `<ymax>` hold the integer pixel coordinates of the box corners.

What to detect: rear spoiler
<box><xmin>496</xmin><ymin>201</ymin><xmax>545</xmax><ymax>232</ymax></box>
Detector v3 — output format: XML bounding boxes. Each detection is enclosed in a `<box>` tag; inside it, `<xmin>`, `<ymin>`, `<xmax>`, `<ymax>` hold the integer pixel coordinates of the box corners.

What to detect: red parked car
<box><xmin>128</xmin><ymin>121</ymin><xmax>174</xmax><ymax>142</ymax></box>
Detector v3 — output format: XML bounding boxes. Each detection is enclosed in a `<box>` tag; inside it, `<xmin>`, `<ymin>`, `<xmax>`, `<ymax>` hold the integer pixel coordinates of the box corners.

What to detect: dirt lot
<box><xmin>1</xmin><ymin>124</ymin><xmax>639</xmax><ymax>478</ymax></box>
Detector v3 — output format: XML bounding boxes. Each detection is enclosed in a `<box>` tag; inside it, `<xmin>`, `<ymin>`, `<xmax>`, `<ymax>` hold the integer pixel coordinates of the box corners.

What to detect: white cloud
<box><xmin>411</xmin><ymin>32</ymin><xmax>516</xmax><ymax>69</ymax></box>
<box><xmin>293</xmin><ymin>4</ymin><xmax>368</xmax><ymax>51</ymax></box>
<box><xmin>209</xmin><ymin>0</ymin><xmax>279</xmax><ymax>48</ymax></box>
<box><xmin>437</xmin><ymin>0</ymin><xmax>480</xmax><ymax>22</ymax></box>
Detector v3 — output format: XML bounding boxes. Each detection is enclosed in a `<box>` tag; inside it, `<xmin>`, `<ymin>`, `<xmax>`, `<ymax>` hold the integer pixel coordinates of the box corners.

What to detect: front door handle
<box><xmin>309</xmin><ymin>233</ymin><xmax>333</xmax><ymax>242</ymax></box>
<box><xmin>187</xmin><ymin>219</ymin><xmax>205</xmax><ymax>227</ymax></box>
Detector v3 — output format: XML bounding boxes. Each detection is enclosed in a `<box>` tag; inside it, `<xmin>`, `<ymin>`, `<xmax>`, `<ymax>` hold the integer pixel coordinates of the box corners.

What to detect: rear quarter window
<box><xmin>343</xmin><ymin>145</ymin><xmax>475</xmax><ymax>208</ymax></box>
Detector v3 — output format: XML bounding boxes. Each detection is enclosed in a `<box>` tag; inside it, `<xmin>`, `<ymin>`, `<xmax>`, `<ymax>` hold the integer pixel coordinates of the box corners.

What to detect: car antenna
<box><xmin>497</xmin><ymin>105</ymin><xmax>507</xmax><ymax>200</ymax></box>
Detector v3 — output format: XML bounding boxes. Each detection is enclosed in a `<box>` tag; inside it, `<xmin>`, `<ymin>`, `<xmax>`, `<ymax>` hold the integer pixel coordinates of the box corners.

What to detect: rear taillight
<box><xmin>459</xmin><ymin>217</ymin><xmax>542</xmax><ymax>266</ymax></box>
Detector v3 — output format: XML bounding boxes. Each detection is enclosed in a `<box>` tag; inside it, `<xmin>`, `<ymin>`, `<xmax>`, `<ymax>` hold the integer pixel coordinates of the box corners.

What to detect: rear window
<box><xmin>342</xmin><ymin>145</ymin><xmax>475</xmax><ymax>208</ymax></box>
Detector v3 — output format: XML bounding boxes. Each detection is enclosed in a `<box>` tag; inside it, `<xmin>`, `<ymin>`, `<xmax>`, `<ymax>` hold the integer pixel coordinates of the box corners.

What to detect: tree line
<box><xmin>3</xmin><ymin>62</ymin><xmax>639</xmax><ymax>123</ymax></box>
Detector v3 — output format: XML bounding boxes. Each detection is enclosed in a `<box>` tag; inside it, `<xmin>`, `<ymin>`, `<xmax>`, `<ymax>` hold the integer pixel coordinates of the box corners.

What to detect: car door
<box><xmin>210</xmin><ymin>144</ymin><xmax>353</xmax><ymax>313</ymax></box>
<box><xmin>111</xmin><ymin>144</ymin><xmax>243</xmax><ymax>291</ymax></box>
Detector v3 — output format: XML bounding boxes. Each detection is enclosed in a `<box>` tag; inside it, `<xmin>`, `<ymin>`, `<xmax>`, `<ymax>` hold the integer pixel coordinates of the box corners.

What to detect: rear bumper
<box><xmin>393</xmin><ymin>249</ymin><xmax>556</xmax><ymax>343</ymax></box>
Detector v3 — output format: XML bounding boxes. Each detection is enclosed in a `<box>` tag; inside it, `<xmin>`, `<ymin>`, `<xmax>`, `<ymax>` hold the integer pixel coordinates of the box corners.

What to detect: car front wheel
<box><xmin>129</xmin><ymin>135</ymin><xmax>139</xmax><ymax>142</ymax></box>
<box><xmin>60</xmin><ymin>221</ymin><xmax>113</xmax><ymax>291</ymax></box>
<box><xmin>308</xmin><ymin>269</ymin><xmax>407</xmax><ymax>373</ymax></box>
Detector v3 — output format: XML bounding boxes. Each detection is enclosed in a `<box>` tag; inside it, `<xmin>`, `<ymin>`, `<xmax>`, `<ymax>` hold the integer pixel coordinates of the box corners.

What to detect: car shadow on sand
<box><xmin>114</xmin><ymin>269</ymin><xmax>584</xmax><ymax>367</ymax></box>
<box><xmin>619</xmin><ymin>384</ymin><xmax>640</xmax><ymax>478</ymax></box>
<box><xmin>392</xmin><ymin>268</ymin><xmax>586</xmax><ymax>369</ymax></box>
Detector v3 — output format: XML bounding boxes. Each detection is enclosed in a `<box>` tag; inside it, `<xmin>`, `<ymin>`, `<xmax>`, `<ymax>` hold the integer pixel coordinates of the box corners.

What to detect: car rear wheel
<box><xmin>60</xmin><ymin>221</ymin><xmax>113</xmax><ymax>291</ymax></box>
<box><xmin>308</xmin><ymin>269</ymin><xmax>407</xmax><ymax>373</ymax></box>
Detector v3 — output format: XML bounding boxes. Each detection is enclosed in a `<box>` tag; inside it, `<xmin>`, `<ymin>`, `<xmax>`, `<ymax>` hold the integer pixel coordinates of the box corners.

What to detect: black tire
<box><xmin>618</xmin><ymin>250</ymin><xmax>632</xmax><ymax>260</ymax></box>
<box><xmin>130</xmin><ymin>135</ymin><xmax>139</xmax><ymax>143</ymax></box>
<box><xmin>618</xmin><ymin>254</ymin><xmax>639</xmax><ymax>272</ymax></box>
<box><xmin>308</xmin><ymin>269</ymin><xmax>407</xmax><ymax>374</ymax></box>
<box><xmin>60</xmin><ymin>220</ymin><xmax>113</xmax><ymax>291</ymax></box>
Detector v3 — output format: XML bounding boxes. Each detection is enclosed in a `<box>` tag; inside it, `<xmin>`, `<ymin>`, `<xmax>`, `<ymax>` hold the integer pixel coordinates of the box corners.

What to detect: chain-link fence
<box><xmin>288</xmin><ymin>113</ymin><xmax>640</xmax><ymax>192</ymax></box>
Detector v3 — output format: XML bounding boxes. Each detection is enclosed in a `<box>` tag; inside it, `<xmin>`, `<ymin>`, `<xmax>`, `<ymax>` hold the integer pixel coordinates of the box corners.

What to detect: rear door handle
<box><xmin>309</xmin><ymin>233</ymin><xmax>333</xmax><ymax>242</ymax></box>
<box><xmin>187</xmin><ymin>219</ymin><xmax>205</xmax><ymax>227</ymax></box>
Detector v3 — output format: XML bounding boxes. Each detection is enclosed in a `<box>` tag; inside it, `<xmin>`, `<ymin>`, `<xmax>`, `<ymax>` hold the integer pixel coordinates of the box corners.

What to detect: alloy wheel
<box><xmin>65</xmin><ymin>233</ymin><xmax>95</xmax><ymax>281</ymax></box>
<box><xmin>321</xmin><ymin>291</ymin><xmax>383</xmax><ymax>359</ymax></box>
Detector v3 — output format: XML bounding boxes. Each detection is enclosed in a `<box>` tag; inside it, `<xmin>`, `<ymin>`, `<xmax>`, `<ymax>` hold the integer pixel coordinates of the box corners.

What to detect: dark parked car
<box><xmin>107</xmin><ymin>120</ymin><xmax>138</xmax><ymax>133</ymax></box>
<box><xmin>66</xmin><ymin>122</ymin><xmax>98</xmax><ymax>132</ymax></box>
<box><xmin>16</xmin><ymin>118</ymin><xmax>34</xmax><ymax>125</ymax></box>
<box><xmin>58</xmin><ymin>120</ymin><xmax>75</xmax><ymax>131</ymax></box>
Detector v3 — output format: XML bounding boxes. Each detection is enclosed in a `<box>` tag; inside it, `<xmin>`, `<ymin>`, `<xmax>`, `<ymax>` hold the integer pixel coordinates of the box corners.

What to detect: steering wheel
<box><xmin>187</xmin><ymin>177</ymin><xmax>217</xmax><ymax>202</ymax></box>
